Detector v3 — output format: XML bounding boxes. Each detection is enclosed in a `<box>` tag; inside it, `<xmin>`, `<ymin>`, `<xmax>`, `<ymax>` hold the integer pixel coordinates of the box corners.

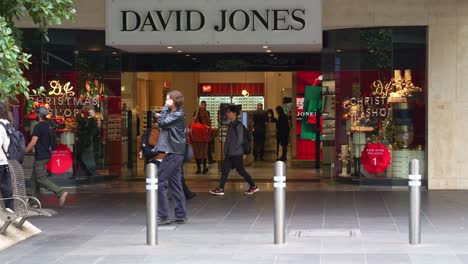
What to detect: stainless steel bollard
<box><xmin>274</xmin><ymin>161</ymin><xmax>286</xmax><ymax>244</ymax></box>
<box><xmin>409</xmin><ymin>159</ymin><xmax>421</xmax><ymax>245</ymax></box>
<box><xmin>146</xmin><ymin>163</ymin><xmax>158</xmax><ymax>246</ymax></box>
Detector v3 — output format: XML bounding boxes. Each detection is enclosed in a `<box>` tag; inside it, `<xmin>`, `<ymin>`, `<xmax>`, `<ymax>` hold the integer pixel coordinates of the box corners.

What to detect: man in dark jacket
<box><xmin>209</xmin><ymin>105</ymin><xmax>258</xmax><ymax>196</ymax></box>
<box><xmin>276</xmin><ymin>106</ymin><xmax>290</xmax><ymax>161</ymax></box>
<box><xmin>154</xmin><ymin>90</ymin><xmax>187</xmax><ymax>225</ymax></box>
<box><xmin>252</xmin><ymin>103</ymin><xmax>267</xmax><ymax>161</ymax></box>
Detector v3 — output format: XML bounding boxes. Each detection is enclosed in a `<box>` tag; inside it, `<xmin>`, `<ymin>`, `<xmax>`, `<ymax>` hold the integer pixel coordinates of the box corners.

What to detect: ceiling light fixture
<box><xmin>266</xmin><ymin>50</ymin><xmax>272</xmax><ymax>53</ymax></box>
<box><xmin>167</xmin><ymin>46</ymin><xmax>173</xmax><ymax>49</ymax></box>
<box><xmin>262</xmin><ymin>45</ymin><xmax>269</xmax><ymax>49</ymax></box>
<box><xmin>177</xmin><ymin>50</ymin><xmax>183</xmax><ymax>53</ymax></box>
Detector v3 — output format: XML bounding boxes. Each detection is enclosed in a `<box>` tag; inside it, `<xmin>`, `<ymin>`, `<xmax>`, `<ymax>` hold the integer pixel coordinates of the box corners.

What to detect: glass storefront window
<box><xmin>21</xmin><ymin>29</ymin><xmax>122</xmax><ymax>181</ymax></box>
<box><xmin>323</xmin><ymin>27</ymin><xmax>427</xmax><ymax>184</ymax></box>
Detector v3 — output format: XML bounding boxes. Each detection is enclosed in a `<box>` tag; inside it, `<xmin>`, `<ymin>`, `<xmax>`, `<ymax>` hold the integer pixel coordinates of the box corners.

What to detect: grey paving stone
<box><xmin>458</xmin><ymin>255</ymin><xmax>468</xmax><ymax>264</ymax></box>
<box><xmin>320</xmin><ymin>254</ymin><xmax>366</xmax><ymax>264</ymax></box>
<box><xmin>409</xmin><ymin>254</ymin><xmax>461</xmax><ymax>264</ymax></box>
<box><xmin>366</xmin><ymin>254</ymin><xmax>412</xmax><ymax>264</ymax></box>
<box><xmin>56</xmin><ymin>255</ymin><xmax>106</xmax><ymax>264</ymax></box>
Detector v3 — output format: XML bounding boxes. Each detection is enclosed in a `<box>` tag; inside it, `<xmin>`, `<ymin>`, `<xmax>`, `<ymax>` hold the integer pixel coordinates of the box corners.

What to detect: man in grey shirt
<box><xmin>209</xmin><ymin>105</ymin><xmax>259</xmax><ymax>196</ymax></box>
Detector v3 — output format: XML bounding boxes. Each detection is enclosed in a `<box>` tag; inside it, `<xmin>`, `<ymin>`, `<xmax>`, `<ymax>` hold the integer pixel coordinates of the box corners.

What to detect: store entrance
<box><xmin>121</xmin><ymin>71</ymin><xmax>328</xmax><ymax>183</ymax></box>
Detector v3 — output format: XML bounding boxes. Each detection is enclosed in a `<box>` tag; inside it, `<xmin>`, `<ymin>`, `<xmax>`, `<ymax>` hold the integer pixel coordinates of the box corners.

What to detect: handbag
<box><xmin>184</xmin><ymin>144</ymin><xmax>193</xmax><ymax>163</ymax></box>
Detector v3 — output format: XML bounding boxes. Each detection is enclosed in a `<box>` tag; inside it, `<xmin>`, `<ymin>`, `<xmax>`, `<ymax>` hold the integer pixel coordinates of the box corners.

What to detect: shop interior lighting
<box><xmin>262</xmin><ymin>45</ymin><xmax>269</xmax><ymax>49</ymax></box>
<box><xmin>336</xmin><ymin>49</ymin><xmax>342</xmax><ymax>53</ymax></box>
<box><xmin>177</xmin><ymin>50</ymin><xmax>183</xmax><ymax>53</ymax></box>
<box><xmin>266</xmin><ymin>50</ymin><xmax>272</xmax><ymax>53</ymax></box>
<box><xmin>167</xmin><ymin>46</ymin><xmax>173</xmax><ymax>49</ymax></box>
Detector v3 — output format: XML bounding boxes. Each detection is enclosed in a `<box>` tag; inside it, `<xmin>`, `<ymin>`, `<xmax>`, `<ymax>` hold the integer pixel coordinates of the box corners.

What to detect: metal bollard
<box><xmin>274</xmin><ymin>161</ymin><xmax>286</xmax><ymax>244</ymax></box>
<box><xmin>409</xmin><ymin>159</ymin><xmax>421</xmax><ymax>245</ymax></box>
<box><xmin>146</xmin><ymin>163</ymin><xmax>158</xmax><ymax>246</ymax></box>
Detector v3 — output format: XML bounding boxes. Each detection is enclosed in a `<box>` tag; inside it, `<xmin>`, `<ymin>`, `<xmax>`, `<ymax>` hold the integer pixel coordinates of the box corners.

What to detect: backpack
<box><xmin>0</xmin><ymin>122</ymin><xmax>26</xmax><ymax>163</ymax></box>
<box><xmin>140</xmin><ymin>128</ymin><xmax>159</xmax><ymax>159</ymax></box>
<box><xmin>236</xmin><ymin>122</ymin><xmax>251</xmax><ymax>155</ymax></box>
<box><xmin>47</xmin><ymin>122</ymin><xmax>57</xmax><ymax>151</ymax></box>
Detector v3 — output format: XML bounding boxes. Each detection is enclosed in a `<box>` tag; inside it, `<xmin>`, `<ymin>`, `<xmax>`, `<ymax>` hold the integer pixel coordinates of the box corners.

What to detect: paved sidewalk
<box><xmin>1</xmin><ymin>189</ymin><xmax>468</xmax><ymax>264</ymax></box>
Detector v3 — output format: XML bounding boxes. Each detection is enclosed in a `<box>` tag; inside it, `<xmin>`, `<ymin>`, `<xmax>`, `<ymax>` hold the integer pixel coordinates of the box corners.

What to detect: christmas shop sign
<box><xmin>35</xmin><ymin>80</ymin><xmax>99</xmax><ymax>117</ymax></box>
<box><xmin>349</xmin><ymin>97</ymin><xmax>388</xmax><ymax>118</ymax></box>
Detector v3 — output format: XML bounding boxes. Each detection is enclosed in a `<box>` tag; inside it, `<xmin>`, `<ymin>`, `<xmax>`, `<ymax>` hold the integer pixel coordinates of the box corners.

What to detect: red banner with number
<box><xmin>361</xmin><ymin>143</ymin><xmax>391</xmax><ymax>174</ymax></box>
<box><xmin>46</xmin><ymin>144</ymin><xmax>73</xmax><ymax>174</ymax></box>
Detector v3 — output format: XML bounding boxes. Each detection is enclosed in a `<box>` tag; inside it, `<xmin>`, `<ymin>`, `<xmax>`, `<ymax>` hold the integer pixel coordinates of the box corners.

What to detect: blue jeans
<box><xmin>157</xmin><ymin>154</ymin><xmax>186</xmax><ymax>220</ymax></box>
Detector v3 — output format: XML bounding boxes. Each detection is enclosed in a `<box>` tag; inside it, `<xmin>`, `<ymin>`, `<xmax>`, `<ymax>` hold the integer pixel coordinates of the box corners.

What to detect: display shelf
<box><xmin>107</xmin><ymin>114</ymin><xmax>122</xmax><ymax>142</ymax></box>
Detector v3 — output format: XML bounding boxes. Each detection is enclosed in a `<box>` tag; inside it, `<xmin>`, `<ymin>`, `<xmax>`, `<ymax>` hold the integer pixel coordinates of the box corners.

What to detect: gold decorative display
<box><xmin>372</xmin><ymin>69</ymin><xmax>422</xmax><ymax>102</ymax></box>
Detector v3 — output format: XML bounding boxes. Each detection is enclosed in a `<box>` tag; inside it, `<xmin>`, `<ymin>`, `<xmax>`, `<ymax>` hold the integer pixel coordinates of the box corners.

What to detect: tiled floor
<box><xmin>1</xmin><ymin>182</ymin><xmax>468</xmax><ymax>264</ymax></box>
<box><xmin>0</xmin><ymin>159</ymin><xmax>462</xmax><ymax>264</ymax></box>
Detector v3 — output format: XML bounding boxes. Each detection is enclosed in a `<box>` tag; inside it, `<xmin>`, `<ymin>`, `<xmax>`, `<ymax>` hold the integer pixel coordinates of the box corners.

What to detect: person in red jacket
<box><xmin>189</xmin><ymin>115</ymin><xmax>211</xmax><ymax>174</ymax></box>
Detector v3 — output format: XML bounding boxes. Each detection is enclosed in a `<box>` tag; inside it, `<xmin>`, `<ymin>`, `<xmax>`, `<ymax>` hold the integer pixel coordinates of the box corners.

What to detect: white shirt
<box><xmin>0</xmin><ymin>119</ymin><xmax>11</xmax><ymax>165</ymax></box>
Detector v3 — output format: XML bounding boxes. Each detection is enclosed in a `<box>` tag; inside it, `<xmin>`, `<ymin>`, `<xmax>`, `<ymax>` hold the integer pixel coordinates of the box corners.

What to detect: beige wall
<box><xmin>264</xmin><ymin>72</ymin><xmax>292</xmax><ymax>112</ymax></box>
<box><xmin>17</xmin><ymin>0</ymin><xmax>468</xmax><ymax>189</ymax></box>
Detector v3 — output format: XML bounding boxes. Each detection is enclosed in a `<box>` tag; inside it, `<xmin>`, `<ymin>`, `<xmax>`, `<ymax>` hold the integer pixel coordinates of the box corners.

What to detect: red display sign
<box><xmin>361</xmin><ymin>143</ymin><xmax>391</xmax><ymax>174</ymax></box>
<box><xmin>46</xmin><ymin>144</ymin><xmax>73</xmax><ymax>174</ymax></box>
<box><xmin>202</xmin><ymin>85</ymin><xmax>212</xmax><ymax>92</ymax></box>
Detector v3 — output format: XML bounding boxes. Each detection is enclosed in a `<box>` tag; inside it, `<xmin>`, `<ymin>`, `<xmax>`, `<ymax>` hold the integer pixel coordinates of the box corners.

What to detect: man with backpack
<box><xmin>25</xmin><ymin>107</ymin><xmax>68</xmax><ymax>208</ymax></box>
<box><xmin>209</xmin><ymin>105</ymin><xmax>258</xmax><ymax>196</ymax></box>
<box><xmin>139</xmin><ymin>117</ymin><xmax>196</xmax><ymax>200</ymax></box>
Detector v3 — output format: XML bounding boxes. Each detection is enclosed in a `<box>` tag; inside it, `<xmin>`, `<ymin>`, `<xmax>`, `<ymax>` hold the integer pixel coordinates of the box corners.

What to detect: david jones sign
<box><xmin>121</xmin><ymin>9</ymin><xmax>306</xmax><ymax>32</ymax></box>
<box><xmin>106</xmin><ymin>0</ymin><xmax>322</xmax><ymax>49</ymax></box>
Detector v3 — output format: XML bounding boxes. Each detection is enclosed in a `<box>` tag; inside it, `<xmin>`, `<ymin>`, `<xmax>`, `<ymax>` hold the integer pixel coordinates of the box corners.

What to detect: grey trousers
<box><xmin>157</xmin><ymin>154</ymin><xmax>186</xmax><ymax>220</ymax></box>
<box><xmin>32</xmin><ymin>159</ymin><xmax>64</xmax><ymax>198</ymax></box>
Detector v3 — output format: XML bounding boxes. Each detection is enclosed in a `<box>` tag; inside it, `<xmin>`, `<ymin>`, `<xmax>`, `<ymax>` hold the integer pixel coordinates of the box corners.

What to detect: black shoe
<box><xmin>202</xmin><ymin>168</ymin><xmax>208</xmax><ymax>174</ymax></box>
<box><xmin>158</xmin><ymin>219</ymin><xmax>171</xmax><ymax>226</ymax></box>
<box><xmin>172</xmin><ymin>218</ymin><xmax>187</xmax><ymax>224</ymax></box>
<box><xmin>195</xmin><ymin>169</ymin><xmax>201</xmax><ymax>174</ymax></box>
<box><xmin>208</xmin><ymin>160</ymin><xmax>216</xmax><ymax>164</ymax></box>
<box><xmin>186</xmin><ymin>192</ymin><xmax>197</xmax><ymax>200</ymax></box>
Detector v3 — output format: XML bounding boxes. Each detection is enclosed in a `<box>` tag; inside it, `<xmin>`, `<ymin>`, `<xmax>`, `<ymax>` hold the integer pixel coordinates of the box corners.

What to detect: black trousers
<box><xmin>219</xmin><ymin>155</ymin><xmax>255</xmax><ymax>190</ymax></box>
<box><xmin>253</xmin><ymin>135</ymin><xmax>265</xmax><ymax>160</ymax></box>
<box><xmin>0</xmin><ymin>165</ymin><xmax>13</xmax><ymax>209</ymax></box>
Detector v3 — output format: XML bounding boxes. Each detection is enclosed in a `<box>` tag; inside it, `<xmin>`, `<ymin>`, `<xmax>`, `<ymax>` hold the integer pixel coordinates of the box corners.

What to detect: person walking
<box><xmin>25</xmin><ymin>107</ymin><xmax>68</xmax><ymax>207</ymax></box>
<box><xmin>276</xmin><ymin>106</ymin><xmax>290</xmax><ymax>161</ymax></box>
<box><xmin>154</xmin><ymin>90</ymin><xmax>187</xmax><ymax>225</ymax></box>
<box><xmin>189</xmin><ymin>115</ymin><xmax>211</xmax><ymax>174</ymax></box>
<box><xmin>0</xmin><ymin>103</ymin><xmax>13</xmax><ymax>210</ymax></box>
<box><xmin>252</xmin><ymin>103</ymin><xmax>267</xmax><ymax>161</ymax></box>
<box><xmin>209</xmin><ymin>105</ymin><xmax>259</xmax><ymax>196</ymax></box>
